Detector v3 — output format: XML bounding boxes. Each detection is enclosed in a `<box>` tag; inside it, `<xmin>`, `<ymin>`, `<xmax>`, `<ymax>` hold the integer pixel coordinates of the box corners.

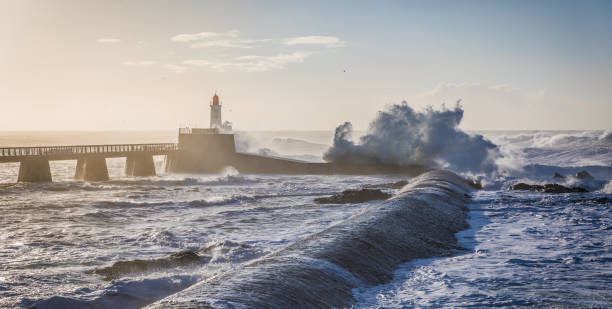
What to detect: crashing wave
<box><xmin>147</xmin><ymin>170</ymin><xmax>474</xmax><ymax>308</ymax></box>
<box><xmin>324</xmin><ymin>102</ymin><xmax>500</xmax><ymax>175</ymax></box>
<box><xmin>602</xmin><ymin>180</ymin><xmax>612</xmax><ymax>194</ymax></box>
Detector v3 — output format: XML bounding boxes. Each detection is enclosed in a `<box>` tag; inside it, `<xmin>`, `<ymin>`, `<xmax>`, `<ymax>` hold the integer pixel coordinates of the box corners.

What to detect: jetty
<box><xmin>0</xmin><ymin>143</ymin><xmax>177</xmax><ymax>182</ymax></box>
<box><xmin>0</xmin><ymin>93</ymin><xmax>428</xmax><ymax>182</ymax></box>
<box><xmin>0</xmin><ymin>128</ymin><xmax>427</xmax><ymax>183</ymax></box>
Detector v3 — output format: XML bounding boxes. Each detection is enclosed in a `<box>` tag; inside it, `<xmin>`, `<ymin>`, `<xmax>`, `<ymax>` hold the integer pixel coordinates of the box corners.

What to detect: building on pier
<box><xmin>208</xmin><ymin>93</ymin><xmax>233</xmax><ymax>132</ymax></box>
<box><xmin>210</xmin><ymin>93</ymin><xmax>222</xmax><ymax>129</ymax></box>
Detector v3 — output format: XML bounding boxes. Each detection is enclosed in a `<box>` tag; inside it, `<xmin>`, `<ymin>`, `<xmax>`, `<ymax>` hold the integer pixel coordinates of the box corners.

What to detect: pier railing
<box><xmin>0</xmin><ymin>143</ymin><xmax>178</xmax><ymax>158</ymax></box>
<box><xmin>179</xmin><ymin>127</ymin><xmax>219</xmax><ymax>134</ymax></box>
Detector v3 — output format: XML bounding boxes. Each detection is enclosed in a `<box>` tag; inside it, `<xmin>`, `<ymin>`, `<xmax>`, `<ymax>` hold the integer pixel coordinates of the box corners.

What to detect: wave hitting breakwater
<box><xmin>147</xmin><ymin>170</ymin><xmax>473</xmax><ymax>308</ymax></box>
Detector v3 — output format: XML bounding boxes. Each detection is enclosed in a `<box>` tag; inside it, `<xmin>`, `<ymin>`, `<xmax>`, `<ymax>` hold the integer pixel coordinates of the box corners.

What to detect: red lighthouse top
<box><xmin>212</xmin><ymin>93</ymin><xmax>220</xmax><ymax>106</ymax></box>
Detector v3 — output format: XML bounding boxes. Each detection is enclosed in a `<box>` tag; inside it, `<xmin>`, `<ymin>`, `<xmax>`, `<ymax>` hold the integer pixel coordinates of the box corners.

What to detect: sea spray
<box><xmin>324</xmin><ymin>102</ymin><xmax>500</xmax><ymax>175</ymax></box>
<box><xmin>602</xmin><ymin>180</ymin><xmax>612</xmax><ymax>194</ymax></box>
<box><xmin>599</xmin><ymin>129</ymin><xmax>612</xmax><ymax>143</ymax></box>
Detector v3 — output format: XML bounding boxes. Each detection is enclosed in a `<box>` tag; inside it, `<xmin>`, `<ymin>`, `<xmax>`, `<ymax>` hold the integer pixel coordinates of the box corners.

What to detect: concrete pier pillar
<box><xmin>74</xmin><ymin>156</ymin><xmax>109</xmax><ymax>181</ymax></box>
<box><xmin>125</xmin><ymin>154</ymin><xmax>156</xmax><ymax>177</ymax></box>
<box><xmin>164</xmin><ymin>153</ymin><xmax>178</xmax><ymax>173</ymax></box>
<box><xmin>18</xmin><ymin>158</ymin><xmax>52</xmax><ymax>182</ymax></box>
<box><xmin>75</xmin><ymin>158</ymin><xmax>84</xmax><ymax>179</ymax></box>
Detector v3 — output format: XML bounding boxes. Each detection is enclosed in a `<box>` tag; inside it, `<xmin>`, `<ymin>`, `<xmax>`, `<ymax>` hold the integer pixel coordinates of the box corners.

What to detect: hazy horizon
<box><xmin>2</xmin><ymin>0</ymin><xmax>611</xmax><ymax>131</ymax></box>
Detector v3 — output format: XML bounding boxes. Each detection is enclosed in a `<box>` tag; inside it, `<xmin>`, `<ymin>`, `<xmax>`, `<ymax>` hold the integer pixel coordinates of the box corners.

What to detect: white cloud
<box><xmin>122</xmin><ymin>61</ymin><xmax>157</xmax><ymax>66</ymax></box>
<box><xmin>171</xmin><ymin>30</ymin><xmax>239</xmax><ymax>42</ymax></box>
<box><xmin>172</xmin><ymin>31</ymin><xmax>344</xmax><ymax>50</ymax></box>
<box><xmin>284</xmin><ymin>36</ymin><xmax>344</xmax><ymax>47</ymax></box>
<box><xmin>161</xmin><ymin>64</ymin><xmax>186</xmax><ymax>73</ymax></box>
<box><xmin>173</xmin><ymin>31</ymin><xmax>341</xmax><ymax>71</ymax></box>
<box><xmin>183</xmin><ymin>51</ymin><xmax>313</xmax><ymax>72</ymax></box>
<box><xmin>172</xmin><ymin>30</ymin><xmax>273</xmax><ymax>49</ymax></box>
<box><xmin>97</xmin><ymin>38</ymin><xmax>121</xmax><ymax>43</ymax></box>
<box><xmin>189</xmin><ymin>39</ymin><xmax>268</xmax><ymax>49</ymax></box>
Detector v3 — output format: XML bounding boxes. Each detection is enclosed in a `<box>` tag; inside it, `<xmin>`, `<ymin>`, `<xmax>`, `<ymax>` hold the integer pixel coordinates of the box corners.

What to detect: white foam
<box><xmin>352</xmin><ymin>195</ymin><xmax>491</xmax><ymax>308</ymax></box>
<box><xmin>601</xmin><ymin>180</ymin><xmax>612</xmax><ymax>194</ymax></box>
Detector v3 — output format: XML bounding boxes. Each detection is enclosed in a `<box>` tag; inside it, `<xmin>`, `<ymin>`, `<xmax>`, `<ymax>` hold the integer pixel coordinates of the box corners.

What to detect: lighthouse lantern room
<box><xmin>210</xmin><ymin>93</ymin><xmax>222</xmax><ymax>129</ymax></box>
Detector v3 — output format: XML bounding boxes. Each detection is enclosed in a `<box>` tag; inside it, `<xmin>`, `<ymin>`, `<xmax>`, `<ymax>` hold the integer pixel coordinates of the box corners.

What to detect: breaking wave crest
<box><xmin>324</xmin><ymin>102</ymin><xmax>500</xmax><ymax>175</ymax></box>
<box><xmin>602</xmin><ymin>180</ymin><xmax>612</xmax><ymax>194</ymax></box>
<box><xmin>146</xmin><ymin>170</ymin><xmax>473</xmax><ymax>308</ymax></box>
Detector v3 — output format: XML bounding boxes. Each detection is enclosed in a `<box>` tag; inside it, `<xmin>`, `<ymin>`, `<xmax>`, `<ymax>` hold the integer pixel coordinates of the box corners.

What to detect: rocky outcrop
<box><xmin>552</xmin><ymin>172</ymin><xmax>565</xmax><ymax>179</ymax></box>
<box><xmin>314</xmin><ymin>189</ymin><xmax>392</xmax><ymax>204</ymax></box>
<box><xmin>92</xmin><ymin>250</ymin><xmax>201</xmax><ymax>281</ymax></box>
<box><xmin>576</xmin><ymin>170</ymin><xmax>594</xmax><ymax>179</ymax></box>
<box><xmin>510</xmin><ymin>183</ymin><xmax>588</xmax><ymax>193</ymax></box>
<box><xmin>570</xmin><ymin>196</ymin><xmax>609</xmax><ymax>204</ymax></box>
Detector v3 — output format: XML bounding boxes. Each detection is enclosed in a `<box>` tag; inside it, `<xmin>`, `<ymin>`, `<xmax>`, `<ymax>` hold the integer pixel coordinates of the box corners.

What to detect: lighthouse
<box><xmin>210</xmin><ymin>93</ymin><xmax>222</xmax><ymax>129</ymax></box>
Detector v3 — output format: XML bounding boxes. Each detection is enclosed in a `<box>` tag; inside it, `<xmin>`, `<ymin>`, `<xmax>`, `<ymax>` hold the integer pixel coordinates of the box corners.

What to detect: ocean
<box><xmin>0</xmin><ymin>130</ymin><xmax>610</xmax><ymax>308</ymax></box>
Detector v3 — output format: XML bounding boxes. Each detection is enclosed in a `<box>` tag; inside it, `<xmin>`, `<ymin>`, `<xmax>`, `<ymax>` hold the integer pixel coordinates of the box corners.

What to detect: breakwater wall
<box><xmin>165</xmin><ymin>132</ymin><xmax>429</xmax><ymax>176</ymax></box>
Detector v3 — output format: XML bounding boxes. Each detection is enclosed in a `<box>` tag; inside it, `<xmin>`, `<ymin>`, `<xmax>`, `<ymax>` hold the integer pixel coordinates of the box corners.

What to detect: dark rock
<box><xmin>510</xmin><ymin>183</ymin><xmax>535</xmax><ymax>191</ymax></box>
<box><xmin>363</xmin><ymin>180</ymin><xmax>409</xmax><ymax>189</ymax></box>
<box><xmin>169</xmin><ymin>250</ymin><xmax>201</xmax><ymax>262</ymax></box>
<box><xmin>468</xmin><ymin>180</ymin><xmax>483</xmax><ymax>189</ymax></box>
<box><xmin>543</xmin><ymin>184</ymin><xmax>588</xmax><ymax>193</ymax></box>
<box><xmin>92</xmin><ymin>250</ymin><xmax>201</xmax><ymax>280</ymax></box>
<box><xmin>199</xmin><ymin>241</ymin><xmax>251</xmax><ymax>254</ymax></box>
<box><xmin>314</xmin><ymin>189</ymin><xmax>392</xmax><ymax>204</ymax></box>
<box><xmin>571</xmin><ymin>197</ymin><xmax>609</xmax><ymax>204</ymax></box>
<box><xmin>510</xmin><ymin>183</ymin><xmax>588</xmax><ymax>193</ymax></box>
<box><xmin>552</xmin><ymin>172</ymin><xmax>565</xmax><ymax>179</ymax></box>
<box><xmin>576</xmin><ymin>171</ymin><xmax>594</xmax><ymax>179</ymax></box>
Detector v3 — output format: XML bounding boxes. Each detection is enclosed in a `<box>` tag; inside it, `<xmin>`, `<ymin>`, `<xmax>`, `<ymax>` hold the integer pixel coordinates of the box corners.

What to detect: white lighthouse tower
<box><xmin>209</xmin><ymin>93</ymin><xmax>222</xmax><ymax>129</ymax></box>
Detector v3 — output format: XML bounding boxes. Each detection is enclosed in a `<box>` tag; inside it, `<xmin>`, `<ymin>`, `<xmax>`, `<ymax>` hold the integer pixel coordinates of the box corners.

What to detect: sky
<box><xmin>1</xmin><ymin>0</ymin><xmax>611</xmax><ymax>131</ymax></box>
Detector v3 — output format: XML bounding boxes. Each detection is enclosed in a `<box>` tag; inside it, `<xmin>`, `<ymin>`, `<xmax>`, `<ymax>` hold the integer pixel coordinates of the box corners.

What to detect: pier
<box><xmin>0</xmin><ymin>143</ymin><xmax>177</xmax><ymax>182</ymax></box>
<box><xmin>0</xmin><ymin>130</ymin><xmax>428</xmax><ymax>183</ymax></box>
<box><xmin>0</xmin><ymin>94</ymin><xmax>427</xmax><ymax>183</ymax></box>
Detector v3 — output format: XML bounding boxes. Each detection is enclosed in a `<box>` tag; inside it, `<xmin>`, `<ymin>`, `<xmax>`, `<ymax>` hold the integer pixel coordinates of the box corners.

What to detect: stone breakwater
<box><xmin>148</xmin><ymin>170</ymin><xmax>474</xmax><ymax>308</ymax></box>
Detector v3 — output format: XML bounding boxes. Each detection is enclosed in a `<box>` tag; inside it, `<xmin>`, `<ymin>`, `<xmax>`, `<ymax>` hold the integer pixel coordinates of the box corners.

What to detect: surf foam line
<box><xmin>147</xmin><ymin>170</ymin><xmax>473</xmax><ymax>308</ymax></box>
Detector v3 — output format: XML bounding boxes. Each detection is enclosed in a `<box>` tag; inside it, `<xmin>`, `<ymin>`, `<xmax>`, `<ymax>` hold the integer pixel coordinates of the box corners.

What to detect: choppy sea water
<box><xmin>0</xmin><ymin>163</ymin><xmax>402</xmax><ymax>308</ymax></box>
<box><xmin>354</xmin><ymin>190</ymin><xmax>612</xmax><ymax>307</ymax></box>
<box><xmin>0</xmin><ymin>130</ymin><xmax>611</xmax><ymax>308</ymax></box>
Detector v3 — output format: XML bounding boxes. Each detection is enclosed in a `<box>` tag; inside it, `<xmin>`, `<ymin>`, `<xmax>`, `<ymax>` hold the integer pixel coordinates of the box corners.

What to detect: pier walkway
<box><xmin>0</xmin><ymin>143</ymin><xmax>178</xmax><ymax>182</ymax></box>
